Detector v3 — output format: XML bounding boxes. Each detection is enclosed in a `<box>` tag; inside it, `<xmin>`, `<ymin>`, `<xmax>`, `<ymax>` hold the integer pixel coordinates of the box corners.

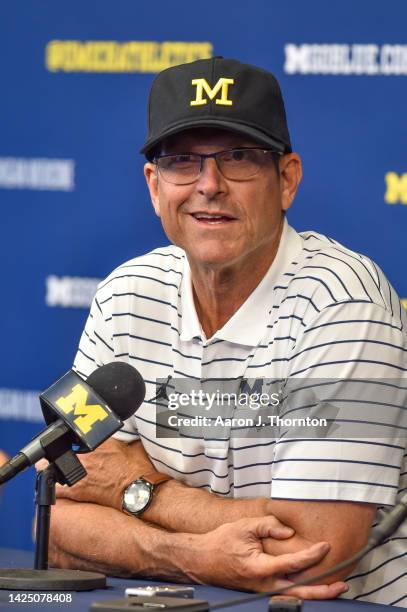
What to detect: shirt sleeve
<box><xmin>271</xmin><ymin>300</ymin><xmax>407</xmax><ymax>506</ymax></box>
<box><xmin>73</xmin><ymin>289</ymin><xmax>140</xmax><ymax>442</ymax></box>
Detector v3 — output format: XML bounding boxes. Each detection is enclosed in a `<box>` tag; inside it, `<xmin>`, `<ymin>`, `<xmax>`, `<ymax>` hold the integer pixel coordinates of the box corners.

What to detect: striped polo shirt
<box><xmin>74</xmin><ymin>220</ymin><xmax>407</xmax><ymax>606</ymax></box>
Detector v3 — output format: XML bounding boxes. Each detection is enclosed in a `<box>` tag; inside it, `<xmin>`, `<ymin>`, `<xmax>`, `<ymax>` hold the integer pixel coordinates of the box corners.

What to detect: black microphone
<box><xmin>0</xmin><ymin>362</ymin><xmax>145</xmax><ymax>485</ymax></box>
<box><xmin>0</xmin><ymin>361</ymin><xmax>146</xmax><ymax>591</ymax></box>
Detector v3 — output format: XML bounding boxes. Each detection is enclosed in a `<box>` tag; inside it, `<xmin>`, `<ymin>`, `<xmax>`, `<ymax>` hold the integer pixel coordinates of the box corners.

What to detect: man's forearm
<box><xmin>56</xmin><ymin>439</ymin><xmax>270</xmax><ymax>534</ymax></box>
<box><xmin>147</xmin><ymin>484</ymin><xmax>373</xmax><ymax>583</ymax></box>
<box><xmin>50</xmin><ymin>499</ymin><xmax>194</xmax><ymax>581</ymax></box>
<box><xmin>143</xmin><ymin>478</ymin><xmax>268</xmax><ymax>532</ymax></box>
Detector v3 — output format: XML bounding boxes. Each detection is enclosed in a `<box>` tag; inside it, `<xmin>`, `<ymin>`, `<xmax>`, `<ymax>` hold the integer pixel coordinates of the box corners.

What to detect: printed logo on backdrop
<box><xmin>0</xmin><ymin>158</ymin><xmax>75</xmax><ymax>191</ymax></box>
<box><xmin>385</xmin><ymin>172</ymin><xmax>407</xmax><ymax>204</ymax></box>
<box><xmin>284</xmin><ymin>44</ymin><xmax>407</xmax><ymax>75</ymax></box>
<box><xmin>402</xmin><ymin>299</ymin><xmax>407</xmax><ymax>311</ymax></box>
<box><xmin>46</xmin><ymin>275</ymin><xmax>101</xmax><ymax>308</ymax></box>
<box><xmin>46</xmin><ymin>41</ymin><xmax>213</xmax><ymax>73</ymax></box>
<box><xmin>0</xmin><ymin>389</ymin><xmax>42</xmax><ymax>423</ymax></box>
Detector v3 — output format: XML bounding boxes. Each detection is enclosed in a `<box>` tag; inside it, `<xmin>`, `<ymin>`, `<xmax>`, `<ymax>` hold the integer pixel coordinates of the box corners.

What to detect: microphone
<box><xmin>0</xmin><ymin>362</ymin><xmax>145</xmax><ymax>485</ymax></box>
<box><xmin>0</xmin><ymin>361</ymin><xmax>146</xmax><ymax>592</ymax></box>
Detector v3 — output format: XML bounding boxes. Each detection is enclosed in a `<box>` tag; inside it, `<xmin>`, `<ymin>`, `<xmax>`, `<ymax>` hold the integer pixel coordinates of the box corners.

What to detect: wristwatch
<box><xmin>122</xmin><ymin>471</ymin><xmax>172</xmax><ymax>517</ymax></box>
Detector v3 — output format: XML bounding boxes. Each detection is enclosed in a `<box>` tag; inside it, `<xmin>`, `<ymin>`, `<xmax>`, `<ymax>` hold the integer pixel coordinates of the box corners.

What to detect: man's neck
<box><xmin>188</xmin><ymin>225</ymin><xmax>284</xmax><ymax>339</ymax></box>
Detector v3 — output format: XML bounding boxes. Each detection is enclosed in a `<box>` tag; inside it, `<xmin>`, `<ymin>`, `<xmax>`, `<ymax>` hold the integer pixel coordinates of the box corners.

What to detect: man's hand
<box><xmin>0</xmin><ymin>450</ymin><xmax>7</xmax><ymax>467</ymax></box>
<box><xmin>38</xmin><ymin>439</ymin><xmax>153</xmax><ymax>510</ymax></box>
<box><xmin>174</xmin><ymin>516</ymin><xmax>348</xmax><ymax>598</ymax></box>
<box><xmin>0</xmin><ymin>451</ymin><xmax>8</xmax><ymax>492</ymax></box>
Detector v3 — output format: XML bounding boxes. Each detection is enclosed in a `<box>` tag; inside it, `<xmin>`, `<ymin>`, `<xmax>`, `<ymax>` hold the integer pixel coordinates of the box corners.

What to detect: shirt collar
<box><xmin>179</xmin><ymin>219</ymin><xmax>302</xmax><ymax>347</ymax></box>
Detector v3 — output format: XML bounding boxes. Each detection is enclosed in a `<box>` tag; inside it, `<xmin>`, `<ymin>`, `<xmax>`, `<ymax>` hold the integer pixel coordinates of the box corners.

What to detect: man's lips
<box><xmin>188</xmin><ymin>211</ymin><xmax>237</xmax><ymax>225</ymax></box>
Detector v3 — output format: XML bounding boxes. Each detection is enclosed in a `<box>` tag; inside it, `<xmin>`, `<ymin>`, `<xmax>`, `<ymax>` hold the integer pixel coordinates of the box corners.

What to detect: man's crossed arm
<box><xmin>47</xmin><ymin>438</ymin><xmax>376</xmax><ymax>594</ymax></box>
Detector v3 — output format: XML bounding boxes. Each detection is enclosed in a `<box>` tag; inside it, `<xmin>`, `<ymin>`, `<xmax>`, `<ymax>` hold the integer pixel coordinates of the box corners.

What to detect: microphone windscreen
<box><xmin>87</xmin><ymin>362</ymin><xmax>146</xmax><ymax>421</ymax></box>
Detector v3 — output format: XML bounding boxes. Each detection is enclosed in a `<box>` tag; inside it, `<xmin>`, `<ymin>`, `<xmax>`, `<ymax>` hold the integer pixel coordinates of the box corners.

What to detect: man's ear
<box><xmin>279</xmin><ymin>153</ymin><xmax>303</xmax><ymax>212</ymax></box>
<box><xmin>144</xmin><ymin>162</ymin><xmax>161</xmax><ymax>217</ymax></box>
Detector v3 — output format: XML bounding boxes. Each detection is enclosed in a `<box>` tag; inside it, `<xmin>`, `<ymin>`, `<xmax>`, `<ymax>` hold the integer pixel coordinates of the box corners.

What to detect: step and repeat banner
<box><xmin>1</xmin><ymin>0</ymin><xmax>406</xmax><ymax>550</ymax></box>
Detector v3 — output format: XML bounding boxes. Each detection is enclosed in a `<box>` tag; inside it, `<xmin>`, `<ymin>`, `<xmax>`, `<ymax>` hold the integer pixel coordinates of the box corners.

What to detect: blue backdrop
<box><xmin>1</xmin><ymin>0</ymin><xmax>406</xmax><ymax>551</ymax></box>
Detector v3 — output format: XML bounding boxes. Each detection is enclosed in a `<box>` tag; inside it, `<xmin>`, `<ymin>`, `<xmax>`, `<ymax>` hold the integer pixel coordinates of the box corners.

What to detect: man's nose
<box><xmin>196</xmin><ymin>157</ymin><xmax>227</xmax><ymax>198</ymax></box>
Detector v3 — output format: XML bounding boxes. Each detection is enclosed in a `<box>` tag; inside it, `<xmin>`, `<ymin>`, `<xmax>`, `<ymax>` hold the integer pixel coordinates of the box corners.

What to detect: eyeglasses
<box><xmin>153</xmin><ymin>147</ymin><xmax>282</xmax><ymax>185</ymax></box>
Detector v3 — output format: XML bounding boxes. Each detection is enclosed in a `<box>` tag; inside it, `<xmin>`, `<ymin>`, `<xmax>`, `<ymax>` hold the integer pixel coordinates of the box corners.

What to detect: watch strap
<box><xmin>141</xmin><ymin>471</ymin><xmax>172</xmax><ymax>487</ymax></box>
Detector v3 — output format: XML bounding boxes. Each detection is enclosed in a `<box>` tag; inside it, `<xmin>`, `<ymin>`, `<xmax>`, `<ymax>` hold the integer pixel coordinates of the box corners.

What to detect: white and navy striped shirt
<box><xmin>74</xmin><ymin>221</ymin><xmax>407</xmax><ymax>606</ymax></box>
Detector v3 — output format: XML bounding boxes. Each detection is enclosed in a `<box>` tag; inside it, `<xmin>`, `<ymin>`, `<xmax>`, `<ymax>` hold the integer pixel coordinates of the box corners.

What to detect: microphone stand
<box><xmin>0</xmin><ymin>450</ymin><xmax>106</xmax><ymax>591</ymax></box>
<box><xmin>34</xmin><ymin>465</ymin><xmax>58</xmax><ymax>571</ymax></box>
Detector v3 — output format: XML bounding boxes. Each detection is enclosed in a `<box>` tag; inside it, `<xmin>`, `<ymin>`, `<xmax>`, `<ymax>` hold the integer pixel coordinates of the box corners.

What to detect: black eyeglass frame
<box><xmin>152</xmin><ymin>147</ymin><xmax>283</xmax><ymax>184</ymax></box>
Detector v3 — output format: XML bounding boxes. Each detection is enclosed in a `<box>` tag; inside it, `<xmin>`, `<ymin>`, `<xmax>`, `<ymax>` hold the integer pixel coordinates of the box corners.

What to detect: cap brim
<box><xmin>140</xmin><ymin>118</ymin><xmax>291</xmax><ymax>158</ymax></box>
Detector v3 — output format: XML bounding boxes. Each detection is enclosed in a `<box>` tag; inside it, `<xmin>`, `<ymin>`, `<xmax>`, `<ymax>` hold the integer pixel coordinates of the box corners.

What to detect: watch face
<box><xmin>123</xmin><ymin>480</ymin><xmax>152</xmax><ymax>514</ymax></box>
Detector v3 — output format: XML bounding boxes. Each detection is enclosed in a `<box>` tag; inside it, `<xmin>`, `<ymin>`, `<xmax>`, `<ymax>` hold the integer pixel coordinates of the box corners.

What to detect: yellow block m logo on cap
<box><xmin>56</xmin><ymin>384</ymin><xmax>109</xmax><ymax>434</ymax></box>
<box><xmin>190</xmin><ymin>77</ymin><xmax>234</xmax><ymax>107</ymax></box>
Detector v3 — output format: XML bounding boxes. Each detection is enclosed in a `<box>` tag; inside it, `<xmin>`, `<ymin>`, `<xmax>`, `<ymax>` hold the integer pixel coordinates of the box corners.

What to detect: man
<box><xmin>49</xmin><ymin>58</ymin><xmax>407</xmax><ymax>604</ymax></box>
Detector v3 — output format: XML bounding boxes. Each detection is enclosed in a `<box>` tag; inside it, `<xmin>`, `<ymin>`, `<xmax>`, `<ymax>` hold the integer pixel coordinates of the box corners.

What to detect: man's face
<box><xmin>144</xmin><ymin>128</ymin><xmax>301</xmax><ymax>270</ymax></box>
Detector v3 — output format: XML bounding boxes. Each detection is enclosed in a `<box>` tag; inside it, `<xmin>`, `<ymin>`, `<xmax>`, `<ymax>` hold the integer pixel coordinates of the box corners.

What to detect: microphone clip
<box><xmin>52</xmin><ymin>450</ymin><xmax>87</xmax><ymax>487</ymax></box>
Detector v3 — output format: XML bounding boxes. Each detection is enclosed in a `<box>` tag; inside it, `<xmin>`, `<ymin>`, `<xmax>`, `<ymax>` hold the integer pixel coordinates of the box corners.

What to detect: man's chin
<box><xmin>185</xmin><ymin>248</ymin><xmax>241</xmax><ymax>269</ymax></box>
